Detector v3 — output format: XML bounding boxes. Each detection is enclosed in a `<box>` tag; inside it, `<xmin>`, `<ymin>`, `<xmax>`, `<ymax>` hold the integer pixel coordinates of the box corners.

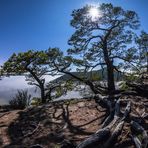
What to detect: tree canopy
<box><xmin>2</xmin><ymin>3</ymin><xmax>148</xmax><ymax>100</ymax></box>
<box><xmin>67</xmin><ymin>3</ymin><xmax>140</xmax><ymax>92</ymax></box>
<box><xmin>136</xmin><ymin>31</ymin><xmax>148</xmax><ymax>73</ymax></box>
<box><xmin>3</xmin><ymin>50</ymin><xmax>52</xmax><ymax>103</ymax></box>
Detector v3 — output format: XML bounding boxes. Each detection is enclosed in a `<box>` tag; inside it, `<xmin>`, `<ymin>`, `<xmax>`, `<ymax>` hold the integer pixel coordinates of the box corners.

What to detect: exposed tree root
<box><xmin>76</xmin><ymin>97</ymin><xmax>132</xmax><ymax>148</ymax></box>
<box><xmin>126</xmin><ymin>82</ymin><xmax>148</xmax><ymax>97</ymax></box>
<box><xmin>23</xmin><ymin>122</ymin><xmax>41</xmax><ymax>138</ymax></box>
<box><xmin>0</xmin><ymin>112</ymin><xmax>10</xmax><ymax>118</ymax></box>
<box><xmin>131</xmin><ymin>121</ymin><xmax>148</xmax><ymax>148</ymax></box>
<box><xmin>77</xmin><ymin>128</ymin><xmax>111</xmax><ymax>148</ymax></box>
<box><xmin>102</xmin><ymin>100</ymin><xmax>114</xmax><ymax>128</ymax></box>
<box><xmin>130</xmin><ymin>135</ymin><xmax>141</xmax><ymax>148</ymax></box>
<box><xmin>104</xmin><ymin>121</ymin><xmax>124</xmax><ymax>148</ymax></box>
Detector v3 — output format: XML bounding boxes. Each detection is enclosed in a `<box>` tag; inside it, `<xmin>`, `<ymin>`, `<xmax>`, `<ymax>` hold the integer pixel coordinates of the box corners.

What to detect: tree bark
<box><xmin>131</xmin><ymin>121</ymin><xmax>148</xmax><ymax>148</ymax></box>
<box><xmin>107</xmin><ymin>63</ymin><xmax>115</xmax><ymax>93</ymax></box>
<box><xmin>77</xmin><ymin>128</ymin><xmax>111</xmax><ymax>148</ymax></box>
<box><xmin>40</xmin><ymin>85</ymin><xmax>46</xmax><ymax>104</ymax></box>
<box><xmin>77</xmin><ymin>100</ymin><xmax>131</xmax><ymax>148</ymax></box>
<box><xmin>102</xmin><ymin>41</ymin><xmax>115</xmax><ymax>93</ymax></box>
<box><xmin>26</xmin><ymin>68</ymin><xmax>46</xmax><ymax>103</ymax></box>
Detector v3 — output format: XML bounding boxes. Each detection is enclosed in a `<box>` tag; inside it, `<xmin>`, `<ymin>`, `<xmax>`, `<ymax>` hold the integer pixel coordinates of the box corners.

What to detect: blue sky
<box><xmin>0</xmin><ymin>0</ymin><xmax>148</xmax><ymax>64</ymax></box>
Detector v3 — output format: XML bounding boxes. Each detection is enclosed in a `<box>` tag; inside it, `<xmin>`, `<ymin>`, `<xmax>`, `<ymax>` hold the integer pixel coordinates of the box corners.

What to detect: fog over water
<box><xmin>0</xmin><ymin>75</ymin><xmax>85</xmax><ymax>105</ymax></box>
<box><xmin>0</xmin><ymin>76</ymin><xmax>36</xmax><ymax>104</ymax></box>
<box><xmin>0</xmin><ymin>75</ymin><xmax>122</xmax><ymax>105</ymax></box>
<box><xmin>0</xmin><ymin>75</ymin><xmax>56</xmax><ymax>105</ymax></box>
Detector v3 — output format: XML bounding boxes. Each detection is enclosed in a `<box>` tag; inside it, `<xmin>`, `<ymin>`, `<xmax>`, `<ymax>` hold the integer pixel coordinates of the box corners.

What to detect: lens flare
<box><xmin>88</xmin><ymin>7</ymin><xmax>100</xmax><ymax>21</ymax></box>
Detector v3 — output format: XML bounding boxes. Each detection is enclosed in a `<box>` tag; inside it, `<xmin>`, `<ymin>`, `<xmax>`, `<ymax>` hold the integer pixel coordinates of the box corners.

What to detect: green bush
<box><xmin>9</xmin><ymin>90</ymin><xmax>31</xmax><ymax>109</ymax></box>
<box><xmin>30</xmin><ymin>97</ymin><xmax>42</xmax><ymax>106</ymax></box>
<box><xmin>124</xmin><ymin>74</ymin><xmax>139</xmax><ymax>82</ymax></box>
<box><xmin>119</xmin><ymin>81</ymin><xmax>129</xmax><ymax>91</ymax></box>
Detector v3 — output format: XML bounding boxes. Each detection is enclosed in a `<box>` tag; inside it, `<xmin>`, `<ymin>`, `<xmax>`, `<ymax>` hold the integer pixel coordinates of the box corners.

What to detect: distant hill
<box><xmin>52</xmin><ymin>68</ymin><xmax>123</xmax><ymax>83</ymax></box>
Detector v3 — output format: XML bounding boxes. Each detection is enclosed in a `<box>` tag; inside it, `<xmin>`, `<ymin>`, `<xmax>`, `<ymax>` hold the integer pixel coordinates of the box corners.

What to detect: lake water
<box><xmin>0</xmin><ymin>76</ymin><xmax>38</xmax><ymax>104</ymax></box>
<box><xmin>0</xmin><ymin>75</ymin><xmax>122</xmax><ymax>105</ymax></box>
<box><xmin>0</xmin><ymin>75</ymin><xmax>84</xmax><ymax>105</ymax></box>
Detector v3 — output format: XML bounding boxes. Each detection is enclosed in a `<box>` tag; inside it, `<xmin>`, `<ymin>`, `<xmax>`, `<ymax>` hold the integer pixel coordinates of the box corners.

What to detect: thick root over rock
<box><xmin>77</xmin><ymin>94</ymin><xmax>147</xmax><ymax>148</ymax></box>
<box><xmin>77</xmin><ymin>97</ymin><xmax>132</xmax><ymax>148</ymax></box>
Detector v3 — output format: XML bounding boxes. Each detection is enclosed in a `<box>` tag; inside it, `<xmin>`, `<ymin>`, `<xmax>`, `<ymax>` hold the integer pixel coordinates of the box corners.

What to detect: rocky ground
<box><xmin>0</xmin><ymin>96</ymin><xmax>147</xmax><ymax>148</ymax></box>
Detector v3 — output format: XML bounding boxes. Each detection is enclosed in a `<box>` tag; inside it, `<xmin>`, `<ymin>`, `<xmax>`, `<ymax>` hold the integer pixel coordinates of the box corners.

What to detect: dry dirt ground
<box><xmin>0</xmin><ymin>97</ymin><xmax>147</xmax><ymax>148</ymax></box>
<box><xmin>0</xmin><ymin>110</ymin><xmax>20</xmax><ymax>146</ymax></box>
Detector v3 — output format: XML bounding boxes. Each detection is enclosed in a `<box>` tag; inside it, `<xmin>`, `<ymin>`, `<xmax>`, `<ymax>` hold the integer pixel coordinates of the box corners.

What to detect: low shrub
<box><xmin>30</xmin><ymin>97</ymin><xmax>42</xmax><ymax>106</ymax></box>
<box><xmin>9</xmin><ymin>90</ymin><xmax>31</xmax><ymax>109</ymax></box>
